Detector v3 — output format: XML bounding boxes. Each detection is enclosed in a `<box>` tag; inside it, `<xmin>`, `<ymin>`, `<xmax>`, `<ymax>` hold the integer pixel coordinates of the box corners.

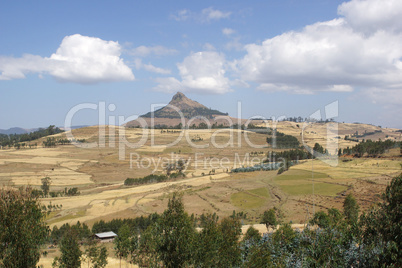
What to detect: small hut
<box><xmin>94</xmin><ymin>231</ymin><xmax>118</xmax><ymax>242</ymax></box>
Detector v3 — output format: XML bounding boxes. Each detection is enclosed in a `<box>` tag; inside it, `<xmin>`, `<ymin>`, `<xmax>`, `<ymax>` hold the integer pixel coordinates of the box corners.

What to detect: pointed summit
<box><xmin>171</xmin><ymin>91</ymin><xmax>186</xmax><ymax>101</ymax></box>
<box><xmin>140</xmin><ymin>91</ymin><xmax>227</xmax><ymax>119</ymax></box>
<box><xmin>168</xmin><ymin>92</ymin><xmax>206</xmax><ymax>111</ymax></box>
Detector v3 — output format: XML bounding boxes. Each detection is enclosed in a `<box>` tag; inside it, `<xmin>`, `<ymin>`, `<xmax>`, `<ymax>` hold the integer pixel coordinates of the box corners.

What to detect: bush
<box><xmin>124</xmin><ymin>174</ymin><xmax>169</xmax><ymax>186</ymax></box>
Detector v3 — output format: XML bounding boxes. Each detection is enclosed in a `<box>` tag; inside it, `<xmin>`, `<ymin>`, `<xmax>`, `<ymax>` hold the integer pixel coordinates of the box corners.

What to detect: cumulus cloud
<box><xmin>0</xmin><ymin>34</ymin><xmax>134</xmax><ymax>84</ymax></box>
<box><xmin>338</xmin><ymin>0</ymin><xmax>402</xmax><ymax>34</ymax></box>
<box><xmin>129</xmin><ymin>45</ymin><xmax>178</xmax><ymax>57</ymax></box>
<box><xmin>48</xmin><ymin>34</ymin><xmax>134</xmax><ymax>83</ymax></box>
<box><xmin>155</xmin><ymin>51</ymin><xmax>231</xmax><ymax>94</ymax></box>
<box><xmin>236</xmin><ymin>0</ymin><xmax>402</xmax><ymax>95</ymax></box>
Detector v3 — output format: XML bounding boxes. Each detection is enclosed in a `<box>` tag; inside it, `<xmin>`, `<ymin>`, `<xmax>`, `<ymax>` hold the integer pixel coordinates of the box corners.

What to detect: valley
<box><xmin>1</xmin><ymin>123</ymin><xmax>400</xmax><ymax>229</ymax></box>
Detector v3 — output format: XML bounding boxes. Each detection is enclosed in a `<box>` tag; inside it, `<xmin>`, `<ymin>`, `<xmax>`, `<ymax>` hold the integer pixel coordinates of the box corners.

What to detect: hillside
<box><xmin>0</xmin><ymin>123</ymin><xmax>400</xmax><ymax>229</ymax></box>
<box><xmin>141</xmin><ymin>92</ymin><xmax>228</xmax><ymax>119</ymax></box>
<box><xmin>0</xmin><ymin>127</ymin><xmax>39</xmax><ymax>135</ymax></box>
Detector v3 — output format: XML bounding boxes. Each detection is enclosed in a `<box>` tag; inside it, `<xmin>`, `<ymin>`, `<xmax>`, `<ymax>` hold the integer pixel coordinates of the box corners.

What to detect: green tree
<box><xmin>241</xmin><ymin>226</ymin><xmax>269</xmax><ymax>267</ymax></box>
<box><xmin>343</xmin><ymin>193</ymin><xmax>359</xmax><ymax>223</ymax></box>
<box><xmin>361</xmin><ymin>173</ymin><xmax>402</xmax><ymax>266</ymax></box>
<box><xmin>261</xmin><ymin>209</ymin><xmax>277</xmax><ymax>231</ymax></box>
<box><xmin>310</xmin><ymin>208</ymin><xmax>345</xmax><ymax>229</ymax></box>
<box><xmin>94</xmin><ymin>246</ymin><xmax>108</xmax><ymax>268</ymax></box>
<box><xmin>84</xmin><ymin>238</ymin><xmax>108</xmax><ymax>268</ymax></box>
<box><xmin>41</xmin><ymin>176</ymin><xmax>52</xmax><ymax>197</ymax></box>
<box><xmin>243</xmin><ymin>241</ymin><xmax>273</xmax><ymax>268</ymax></box>
<box><xmin>194</xmin><ymin>213</ymin><xmax>220</xmax><ymax>266</ymax></box>
<box><xmin>217</xmin><ymin>217</ymin><xmax>242</xmax><ymax>267</ymax></box>
<box><xmin>243</xmin><ymin>226</ymin><xmax>261</xmax><ymax>245</ymax></box>
<box><xmin>313</xmin><ymin>142</ymin><xmax>325</xmax><ymax>154</ymax></box>
<box><xmin>0</xmin><ymin>187</ymin><xmax>49</xmax><ymax>267</ymax></box>
<box><xmin>114</xmin><ymin>224</ymin><xmax>131</xmax><ymax>267</ymax></box>
<box><xmin>153</xmin><ymin>193</ymin><xmax>196</xmax><ymax>268</ymax></box>
<box><xmin>134</xmin><ymin>226</ymin><xmax>158</xmax><ymax>267</ymax></box>
<box><xmin>310</xmin><ymin>211</ymin><xmax>330</xmax><ymax>228</ymax></box>
<box><xmin>56</xmin><ymin>230</ymin><xmax>82</xmax><ymax>268</ymax></box>
<box><xmin>84</xmin><ymin>238</ymin><xmax>97</xmax><ymax>268</ymax></box>
<box><xmin>272</xmin><ymin>223</ymin><xmax>296</xmax><ymax>248</ymax></box>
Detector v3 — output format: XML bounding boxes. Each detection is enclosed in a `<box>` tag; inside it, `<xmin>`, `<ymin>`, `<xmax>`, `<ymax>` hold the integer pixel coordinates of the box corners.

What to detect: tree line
<box><xmin>124</xmin><ymin>174</ymin><xmax>170</xmax><ymax>186</ymax></box>
<box><xmin>340</xmin><ymin>139</ymin><xmax>400</xmax><ymax>157</ymax></box>
<box><xmin>31</xmin><ymin>177</ymin><xmax>80</xmax><ymax>198</ymax></box>
<box><xmin>124</xmin><ymin>171</ymin><xmax>185</xmax><ymax>187</ymax></box>
<box><xmin>42</xmin><ymin>137</ymin><xmax>86</xmax><ymax>148</ymax></box>
<box><xmin>0</xmin><ymin>125</ymin><xmax>64</xmax><ymax>148</ymax></box>
<box><xmin>266</xmin><ymin>131</ymin><xmax>300</xmax><ymax>149</ymax></box>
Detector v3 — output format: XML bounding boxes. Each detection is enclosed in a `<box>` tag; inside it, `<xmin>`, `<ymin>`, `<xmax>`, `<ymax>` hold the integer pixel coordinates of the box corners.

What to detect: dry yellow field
<box><xmin>1</xmin><ymin>123</ymin><xmax>401</xmax><ymax>267</ymax></box>
<box><xmin>0</xmin><ymin>123</ymin><xmax>401</xmax><ymax>230</ymax></box>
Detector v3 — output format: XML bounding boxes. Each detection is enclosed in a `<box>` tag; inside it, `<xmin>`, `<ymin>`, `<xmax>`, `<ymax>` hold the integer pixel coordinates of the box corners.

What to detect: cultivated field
<box><xmin>1</xmin><ymin>123</ymin><xmax>401</xmax><ymax>267</ymax></box>
<box><xmin>0</xmin><ymin>123</ymin><xmax>401</xmax><ymax>228</ymax></box>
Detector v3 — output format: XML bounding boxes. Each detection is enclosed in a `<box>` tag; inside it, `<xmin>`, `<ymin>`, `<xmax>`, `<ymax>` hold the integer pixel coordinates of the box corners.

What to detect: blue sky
<box><xmin>1</xmin><ymin>0</ymin><xmax>401</xmax><ymax>129</ymax></box>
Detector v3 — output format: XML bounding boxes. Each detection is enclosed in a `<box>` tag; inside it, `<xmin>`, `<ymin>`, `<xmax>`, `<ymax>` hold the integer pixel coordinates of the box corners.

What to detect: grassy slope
<box><xmin>274</xmin><ymin>169</ymin><xmax>347</xmax><ymax>196</ymax></box>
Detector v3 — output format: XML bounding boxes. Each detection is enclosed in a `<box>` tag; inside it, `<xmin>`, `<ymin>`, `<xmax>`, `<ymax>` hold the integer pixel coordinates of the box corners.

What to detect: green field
<box><xmin>276</xmin><ymin>169</ymin><xmax>328</xmax><ymax>181</ymax></box>
<box><xmin>275</xmin><ymin>169</ymin><xmax>347</xmax><ymax>196</ymax></box>
<box><xmin>278</xmin><ymin>182</ymin><xmax>347</xmax><ymax>196</ymax></box>
<box><xmin>248</xmin><ymin>187</ymin><xmax>270</xmax><ymax>198</ymax></box>
<box><xmin>231</xmin><ymin>187</ymin><xmax>270</xmax><ymax>209</ymax></box>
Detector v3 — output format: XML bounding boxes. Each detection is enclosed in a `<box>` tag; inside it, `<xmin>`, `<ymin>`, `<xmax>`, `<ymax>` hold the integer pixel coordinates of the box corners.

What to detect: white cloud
<box><xmin>0</xmin><ymin>54</ymin><xmax>47</xmax><ymax>80</ymax></box>
<box><xmin>134</xmin><ymin>59</ymin><xmax>171</xmax><ymax>74</ymax></box>
<box><xmin>202</xmin><ymin>7</ymin><xmax>231</xmax><ymax>22</ymax></box>
<box><xmin>143</xmin><ymin>63</ymin><xmax>171</xmax><ymax>75</ymax></box>
<box><xmin>0</xmin><ymin>34</ymin><xmax>135</xmax><ymax>84</ymax></box>
<box><xmin>222</xmin><ymin>28</ymin><xmax>235</xmax><ymax>36</ymax></box>
<box><xmin>326</xmin><ymin>85</ymin><xmax>354</xmax><ymax>92</ymax></box>
<box><xmin>338</xmin><ymin>0</ymin><xmax>402</xmax><ymax>34</ymax></box>
<box><xmin>129</xmin><ymin>45</ymin><xmax>178</xmax><ymax>57</ymax></box>
<box><xmin>237</xmin><ymin>0</ymin><xmax>402</xmax><ymax>96</ymax></box>
<box><xmin>48</xmin><ymin>34</ymin><xmax>134</xmax><ymax>84</ymax></box>
<box><xmin>155</xmin><ymin>51</ymin><xmax>231</xmax><ymax>94</ymax></box>
<box><xmin>222</xmin><ymin>28</ymin><xmax>242</xmax><ymax>51</ymax></box>
<box><xmin>171</xmin><ymin>9</ymin><xmax>190</xmax><ymax>21</ymax></box>
<box><xmin>154</xmin><ymin>77</ymin><xmax>184</xmax><ymax>93</ymax></box>
<box><xmin>171</xmin><ymin>7</ymin><xmax>231</xmax><ymax>23</ymax></box>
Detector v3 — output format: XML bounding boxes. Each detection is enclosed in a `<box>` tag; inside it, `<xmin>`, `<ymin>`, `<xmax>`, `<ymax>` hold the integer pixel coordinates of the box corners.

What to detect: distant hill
<box><xmin>0</xmin><ymin>125</ymin><xmax>88</xmax><ymax>135</ymax></box>
<box><xmin>140</xmin><ymin>92</ymin><xmax>228</xmax><ymax>119</ymax></box>
<box><xmin>0</xmin><ymin>127</ymin><xmax>39</xmax><ymax>135</ymax></box>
